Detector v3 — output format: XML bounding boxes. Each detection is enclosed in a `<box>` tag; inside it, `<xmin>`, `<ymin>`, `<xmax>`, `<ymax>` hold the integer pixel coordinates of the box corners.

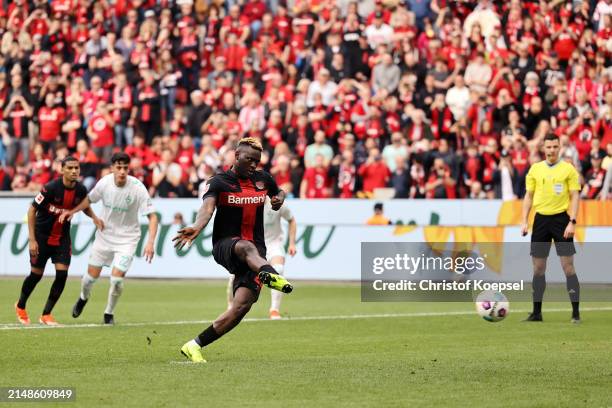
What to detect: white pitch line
<box><xmin>2</xmin><ymin>307</ymin><xmax>612</xmax><ymax>331</ymax></box>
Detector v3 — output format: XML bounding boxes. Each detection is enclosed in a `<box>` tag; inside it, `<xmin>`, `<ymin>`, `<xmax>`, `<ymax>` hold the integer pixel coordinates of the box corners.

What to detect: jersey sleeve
<box><xmin>568</xmin><ymin>166</ymin><xmax>581</xmax><ymax>191</ymax></box>
<box><xmin>88</xmin><ymin>176</ymin><xmax>106</xmax><ymax>203</ymax></box>
<box><xmin>202</xmin><ymin>176</ymin><xmax>223</xmax><ymax>200</ymax></box>
<box><xmin>263</xmin><ymin>172</ymin><xmax>280</xmax><ymax>197</ymax></box>
<box><xmin>32</xmin><ymin>182</ymin><xmax>53</xmax><ymax>209</ymax></box>
<box><xmin>525</xmin><ymin>165</ymin><xmax>536</xmax><ymax>192</ymax></box>
<box><xmin>138</xmin><ymin>184</ymin><xmax>155</xmax><ymax>216</ymax></box>
<box><xmin>279</xmin><ymin>204</ymin><xmax>293</xmax><ymax>222</ymax></box>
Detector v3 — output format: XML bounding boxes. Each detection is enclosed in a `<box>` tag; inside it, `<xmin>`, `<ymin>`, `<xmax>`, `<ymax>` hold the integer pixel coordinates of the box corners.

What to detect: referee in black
<box><xmin>521</xmin><ymin>134</ymin><xmax>581</xmax><ymax>323</ymax></box>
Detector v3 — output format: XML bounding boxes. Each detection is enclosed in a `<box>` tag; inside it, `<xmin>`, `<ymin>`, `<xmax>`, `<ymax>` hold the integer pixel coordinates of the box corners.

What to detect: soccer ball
<box><xmin>475</xmin><ymin>290</ymin><xmax>509</xmax><ymax>322</ymax></box>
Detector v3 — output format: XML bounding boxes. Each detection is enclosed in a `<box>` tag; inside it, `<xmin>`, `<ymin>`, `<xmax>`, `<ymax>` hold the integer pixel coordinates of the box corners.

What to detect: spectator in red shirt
<box><xmin>300</xmin><ymin>153</ymin><xmax>330</xmax><ymax>198</ymax></box>
<box><xmin>134</xmin><ymin>70</ymin><xmax>162</xmax><ymax>144</ymax></box>
<box><xmin>582</xmin><ymin>151</ymin><xmax>607</xmax><ymax>198</ymax></box>
<box><xmin>329</xmin><ymin>149</ymin><xmax>357</xmax><ymax>198</ymax></box>
<box><xmin>552</xmin><ymin>8</ymin><xmax>579</xmax><ymax>65</ymax></box>
<box><xmin>243</xmin><ymin>0</ymin><xmax>267</xmax><ymax>37</ymax></box>
<box><xmin>358</xmin><ymin>148</ymin><xmax>391</xmax><ymax>196</ymax></box>
<box><xmin>38</xmin><ymin>93</ymin><xmax>65</xmax><ymax>153</ymax></box>
<box><xmin>220</xmin><ymin>4</ymin><xmax>251</xmax><ymax>45</ymax></box>
<box><xmin>270</xmin><ymin>153</ymin><xmax>293</xmax><ymax>194</ymax></box>
<box><xmin>425</xmin><ymin>158</ymin><xmax>457</xmax><ymax>199</ymax></box>
<box><xmin>125</xmin><ymin>132</ymin><xmax>155</xmax><ymax>167</ymax></box>
<box><xmin>29</xmin><ymin>142</ymin><xmax>53</xmax><ymax>191</ymax></box>
<box><xmin>87</xmin><ymin>101</ymin><xmax>115</xmax><ymax>164</ymax></box>
<box><xmin>111</xmin><ymin>72</ymin><xmax>133</xmax><ymax>148</ymax></box>
<box><xmin>223</xmin><ymin>32</ymin><xmax>248</xmax><ymax>74</ymax></box>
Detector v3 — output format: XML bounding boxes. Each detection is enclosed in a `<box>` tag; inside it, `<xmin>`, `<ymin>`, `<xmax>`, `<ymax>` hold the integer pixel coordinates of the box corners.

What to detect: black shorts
<box><xmin>30</xmin><ymin>239</ymin><xmax>71</xmax><ymax>269</ymax></box>
<box><xmin>212</xmin><ymin>237</ymin><xmax>266</xmax><ymax>301</ymax></box>
<box><xmin>530</xmin><ymin>212</ymin><xmax>576</xmax><ymax>258</ymax></box>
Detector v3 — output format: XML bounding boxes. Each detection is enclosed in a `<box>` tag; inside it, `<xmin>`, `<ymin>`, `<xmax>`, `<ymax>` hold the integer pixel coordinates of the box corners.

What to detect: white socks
<box><xmin>270</xmin><ymin>264</ymin><xmax>284</xmax><ymax>311</ymax></box>
<box><xmin>80</xmin><ymin>273</ymin><xmax>98</xmax><ymax>301</ymax></box>
<box><xmin>104</xmin><ymin>276</ymin><xmax>124</xmax><ymax>315</ymax></box>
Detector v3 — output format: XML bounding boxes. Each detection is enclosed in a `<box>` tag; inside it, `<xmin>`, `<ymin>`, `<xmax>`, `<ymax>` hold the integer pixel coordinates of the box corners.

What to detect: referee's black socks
<box><xmin>532</xmin><ymin>274</ymin><xmax>546</xmax><ymax>314</ymax></box>
<box><xmin>43</xmin><ymin>270</ymin><xmax>68</xmax><ymax>315</ymax></box>
<box><xmin>17</xmin><ymin>271</ymin><xmax>43</xmax><ymax>309</ymax></box>
<box><xmin>566</xmin><ymin>274</ymin><xmax>580</xmax><ymax>318</ymax></box>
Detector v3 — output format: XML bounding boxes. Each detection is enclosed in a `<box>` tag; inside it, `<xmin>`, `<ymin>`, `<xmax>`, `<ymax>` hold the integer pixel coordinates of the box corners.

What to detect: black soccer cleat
<box><xmin>103</xmin><ymin>313</ymin><xmax>115</xmax><ymax>325</ymax></box>
<box><xmin>72</xmin><ymin>297</ymin><xmax>88</xmax><ymax>318</ymax></box>
<box><xmin>523</xmin><ymin>312</ymin><xmax>543</xmax><ymax>322</ymax></box>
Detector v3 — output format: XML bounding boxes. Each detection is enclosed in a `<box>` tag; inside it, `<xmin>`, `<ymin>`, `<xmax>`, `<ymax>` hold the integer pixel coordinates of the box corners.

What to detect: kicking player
<box><xmin>521</xmin><ymin>134</ymin><xmax>581</xmax><ymax>323</ymax></box>
<box><xmin>15</xmin><ymin>157</ymin><xmax>102</xmax><ymax>326</ymax></box>
<box><xmin>59</xmin><ymin>152</ymin><xmax>158</xmax><ymax>324</ymax></box>
<box><xmin>227</xmin><ymin>197</ymin><xmax>297</xmax><ymax>319</ymax></box>
<box><xmin>173</xmin><ymin>137</ymin><xmax>293</xmax><ymax>363</ymax></box>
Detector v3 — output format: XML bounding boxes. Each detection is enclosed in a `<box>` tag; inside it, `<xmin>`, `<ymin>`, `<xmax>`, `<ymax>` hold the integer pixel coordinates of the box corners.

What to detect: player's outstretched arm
<box><xmin>173</xmin><ymin>197</ymin><xmax>216</xmax><ymax>250</ymax></box>
<box><xmin>58</xmin><ymin>197</ymin><xmax>91</xmax><ymax>224</ymax></box>
<box><xmin>144</xmin><ymin>213</ymin><xmax>159</xmax><ymax>263</ymax></box>
<box><xmin>521</xmin><ymin>190</ymin><xmax>534</xmax><ymax>237</ymax></box>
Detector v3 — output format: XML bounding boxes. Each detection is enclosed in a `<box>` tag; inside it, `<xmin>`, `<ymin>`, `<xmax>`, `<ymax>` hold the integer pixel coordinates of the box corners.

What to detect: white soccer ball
<box><xmin>475</xmin><ymin>290</ymin><xmax>509</xmax><ymax>322</ymax></box>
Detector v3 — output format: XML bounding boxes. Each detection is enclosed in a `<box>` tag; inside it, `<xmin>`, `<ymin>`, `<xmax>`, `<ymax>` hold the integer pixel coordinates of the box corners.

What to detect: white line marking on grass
<box><xmin>2</xmin><ymin>307</ymin><xmax>612</xmax><ymax>331</ymax></box>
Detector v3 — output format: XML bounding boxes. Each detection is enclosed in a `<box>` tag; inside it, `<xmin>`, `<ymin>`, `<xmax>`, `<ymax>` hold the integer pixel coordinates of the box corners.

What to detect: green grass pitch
<box><xmin>1</xmin><ymin>277</ymin><xmax>612</xmax><ymax>407</ymax></box>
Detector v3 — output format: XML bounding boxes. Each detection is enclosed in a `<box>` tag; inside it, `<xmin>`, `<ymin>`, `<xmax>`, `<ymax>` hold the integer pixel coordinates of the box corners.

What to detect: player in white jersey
<box><xmin>227</xmin><ymin>196</ymin><xmax>296</xmax><ymax>319</ymax></box>
<box><xmin>60</xmin><ymin>152</ymin><xmax>159</xmax><ymax>324</ymax></box>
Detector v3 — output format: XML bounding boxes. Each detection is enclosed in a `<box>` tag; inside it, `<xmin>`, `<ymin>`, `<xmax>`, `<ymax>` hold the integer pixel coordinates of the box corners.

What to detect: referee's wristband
<box><xmin>570</xmin><ymin>218</ymin><xmax>577</xmax><ymax>225</ymax></box>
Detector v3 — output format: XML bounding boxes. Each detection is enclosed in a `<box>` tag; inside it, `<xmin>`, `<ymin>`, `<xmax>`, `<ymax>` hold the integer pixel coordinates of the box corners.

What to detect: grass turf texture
<box><xmin>1</xmin><ymin>277</ymin><xmax>612</xmax><ymax>408</ymax></box>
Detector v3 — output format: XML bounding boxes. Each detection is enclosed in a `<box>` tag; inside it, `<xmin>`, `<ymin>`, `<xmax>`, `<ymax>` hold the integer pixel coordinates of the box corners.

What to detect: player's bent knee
<box><xmin>88</xmin><ymin>265</ymin><xmax>103</xmax><ymax>278</ymax></box>
<box><xmin>532</xmin><ymin>259</ymin><xmax>547</xmax><ymax>275</ymax></box>
<box><xmin>111</xmin><ymin>268</ymin><xmax>126</xmax><ymax>278</ymax></box>
<box><xmin>30</xmin><ymin>267</ymin><xmax>44</xmax><ymax>275</ymax></box>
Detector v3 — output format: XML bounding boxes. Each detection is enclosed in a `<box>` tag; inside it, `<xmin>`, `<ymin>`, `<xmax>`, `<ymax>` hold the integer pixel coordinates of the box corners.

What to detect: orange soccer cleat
<box><xmin>15</xmin><ymin>303</ymin><xmax>30</xmax><ymax>325</ymax></box>
<box><xmin>39</xmin><ymin>314</ymin><xmax>60</xmax><ymax>326</ymax></box>
<box><xmin>269</xmin><ymin>309</ymin><xmax>282</xmax><ymax>320</ymax></box>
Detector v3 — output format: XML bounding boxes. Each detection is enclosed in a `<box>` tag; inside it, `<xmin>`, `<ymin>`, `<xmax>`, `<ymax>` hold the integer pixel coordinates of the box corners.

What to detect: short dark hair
<box><xmin>61</xmin><ymin>156</ymin><xmax>79</xmax><ymax>167</ymax></box>
<box><xmin>374</xmin><ymin>203</ymin><xmax>383</xmax><ymax>211</ymax></box>
<box><xmin>544</xmin><ymin>134</ymin><xmax>559</xmax><ymax>143</ymax></box>
<box><xmin>111</xmin><ymin>152</ymin><xmax>131</xmax><ymax>165</ymax></box>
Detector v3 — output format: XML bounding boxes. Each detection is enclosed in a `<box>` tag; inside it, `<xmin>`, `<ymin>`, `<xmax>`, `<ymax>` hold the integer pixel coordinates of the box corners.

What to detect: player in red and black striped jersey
<box><xmin>15</xmin><ymin>156</ymin><xmax>103</xmax><ymax>326</ymax></box>
<box><xmin>173</xmin><ymin>137</ymin><xmax>293</xmax><ymax>363</ymax></box>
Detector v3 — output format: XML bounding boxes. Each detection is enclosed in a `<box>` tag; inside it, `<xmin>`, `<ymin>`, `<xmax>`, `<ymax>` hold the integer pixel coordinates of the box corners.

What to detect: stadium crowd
<box><xmin>0</xmin><ymin>0</ymin><xmax>611</xmax><ymax>199</ymax></box>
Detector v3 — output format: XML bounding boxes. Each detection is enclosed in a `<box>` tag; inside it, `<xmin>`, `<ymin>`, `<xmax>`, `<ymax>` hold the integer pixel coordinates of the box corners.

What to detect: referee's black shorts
<box><xmin>212</xmin><ymin>237</ymin><xmax>266</xmax><ymax>301</ymax></box>
<box><xmin>530</xmin><ymin>212</ymin><xmax>576</xmax><ymax>258</ymax></box>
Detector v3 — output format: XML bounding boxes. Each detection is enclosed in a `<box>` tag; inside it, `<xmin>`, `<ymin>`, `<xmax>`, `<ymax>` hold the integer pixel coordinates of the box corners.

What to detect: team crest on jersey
<box><xmin>255</xmin><ymin>181</ymin><xmax>265</xmax><ymax>190</ymax></box>
<box><xmin>35</xmin><ymin>193</ymin><xmax>44</xmax><ymax>204</ymax></box>
<box><xmin>126</xmin><ymin>196</ymin><xmax>133</xmax><ymax>205</ymax></box>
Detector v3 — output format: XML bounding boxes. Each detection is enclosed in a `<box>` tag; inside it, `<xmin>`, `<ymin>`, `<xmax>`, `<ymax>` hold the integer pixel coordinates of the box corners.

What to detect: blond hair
<box><xmin>237</xmin><ymin>137</ymin><xmax>263</xmax><ymax>152</ymax></box>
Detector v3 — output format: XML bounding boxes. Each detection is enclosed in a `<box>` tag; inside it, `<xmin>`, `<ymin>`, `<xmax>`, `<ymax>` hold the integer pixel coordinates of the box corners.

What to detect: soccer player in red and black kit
<box><xmin>173</xmin><ymin>137</ymin><xmax>293</xmax><ymax>363</ymax></box>
<box><xmin>15</xmin><ymin>157</ymin><xmax>103</xmax><ymax>326</ymax></box>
